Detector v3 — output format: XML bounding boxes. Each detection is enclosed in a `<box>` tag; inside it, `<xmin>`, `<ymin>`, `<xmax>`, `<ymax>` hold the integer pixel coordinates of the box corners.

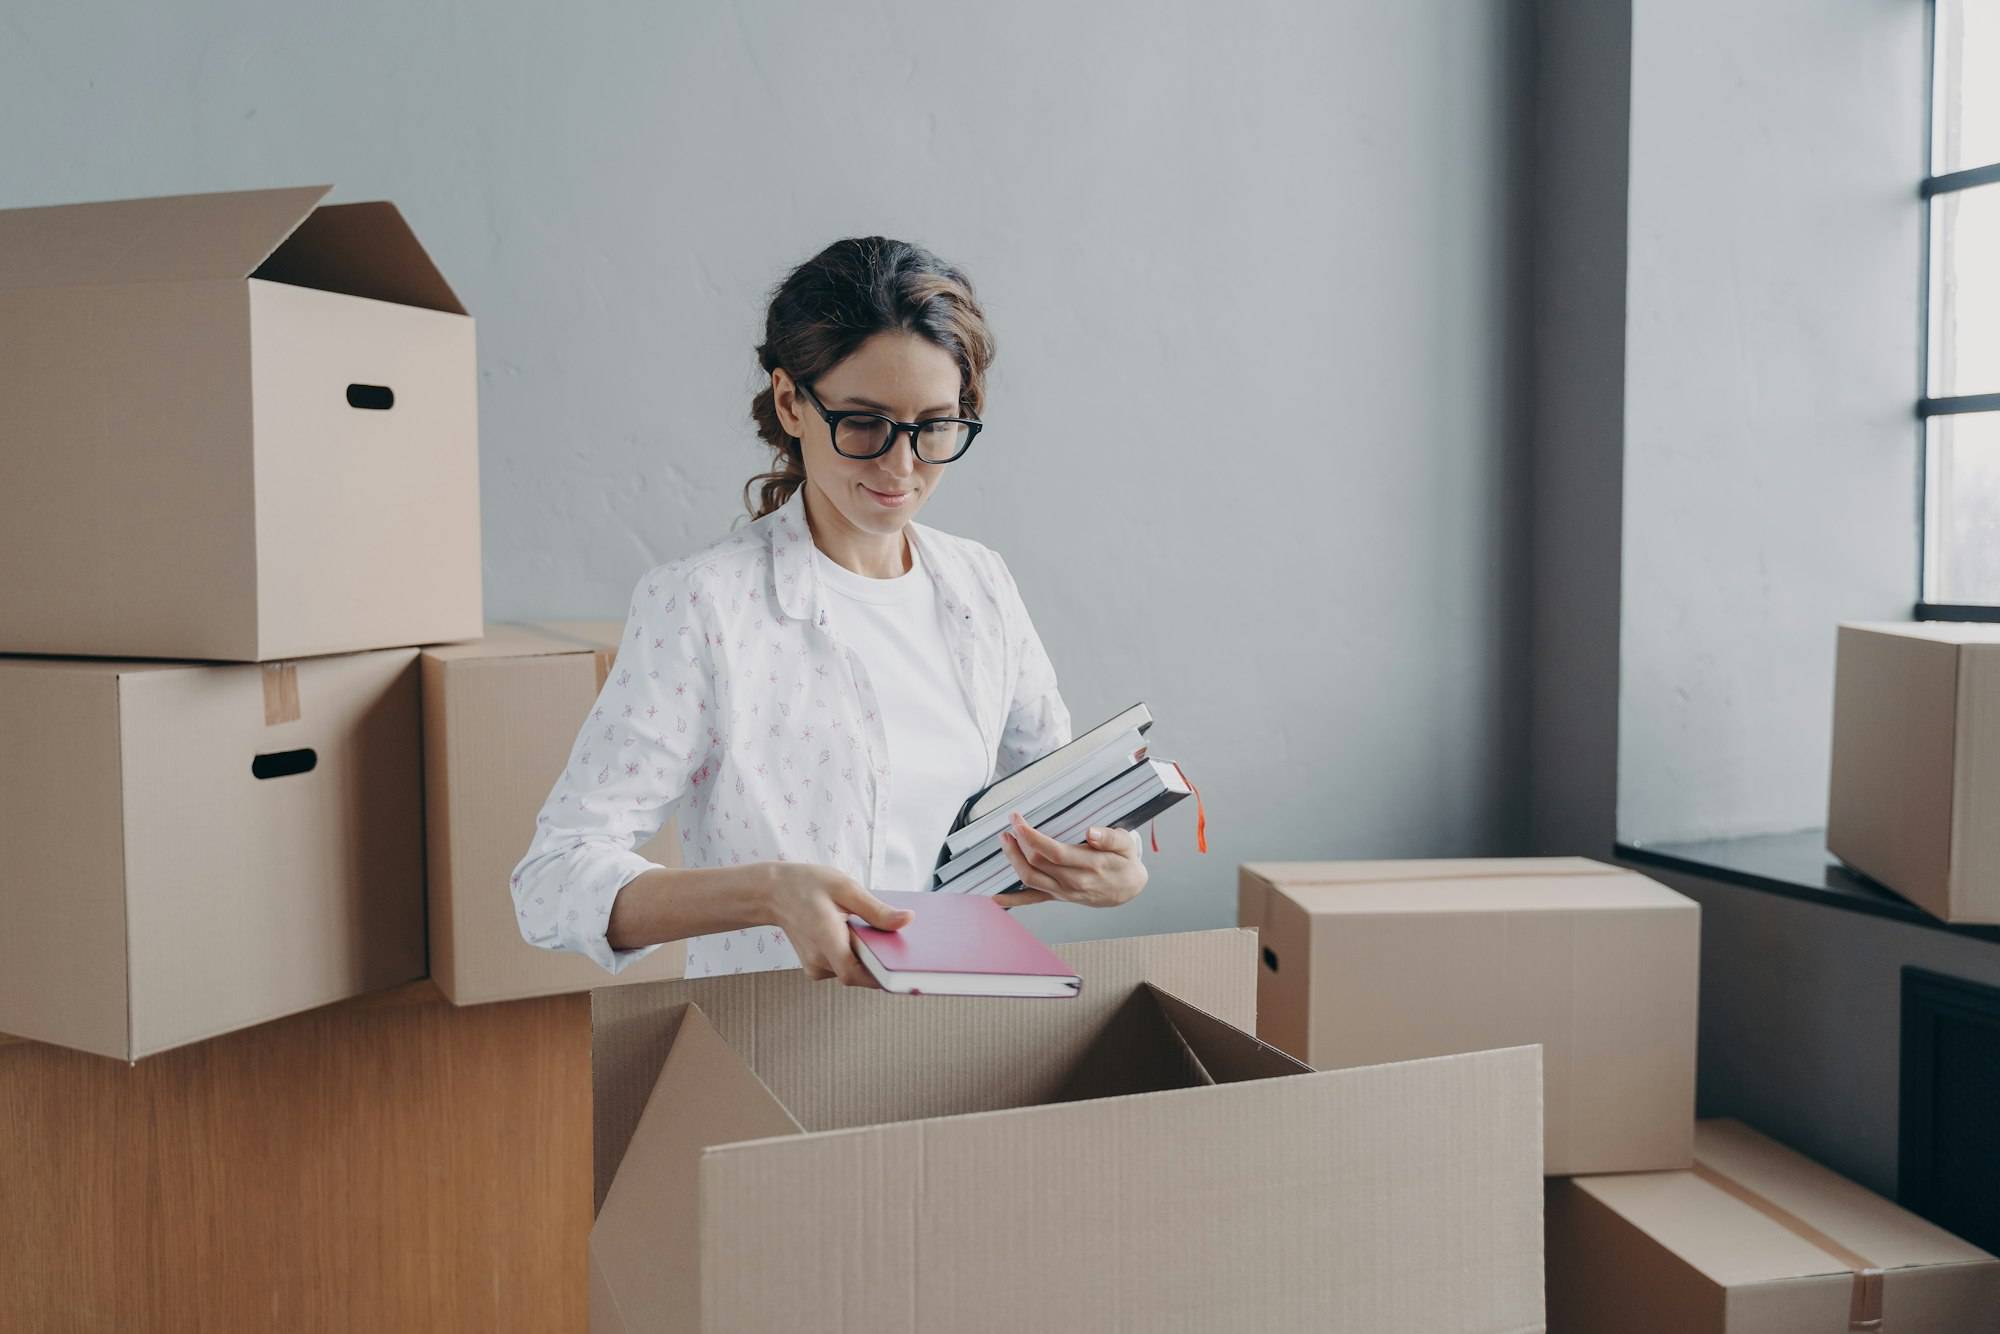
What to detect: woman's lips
<box><xmin>862</xmin><ymin>483</ymin><xmax>912</xmax><ymax>507</ymax></box>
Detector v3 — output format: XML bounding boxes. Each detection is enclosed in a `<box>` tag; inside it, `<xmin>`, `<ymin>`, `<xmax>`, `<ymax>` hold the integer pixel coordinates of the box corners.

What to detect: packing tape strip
<box><xmin>1689</xmin><ymin>1159</ymin><xmax>1884</xmax><ymax>1331</ymax></box>
<box><xmin>261</xmin><ymin>662</ymin><xmax>301</xmax><ymax>726</ymax></box>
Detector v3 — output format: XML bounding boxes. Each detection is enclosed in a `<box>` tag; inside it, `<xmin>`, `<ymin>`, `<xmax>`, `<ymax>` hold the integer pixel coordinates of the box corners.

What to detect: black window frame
<box><xmin>1919</xmin><ymin>0</ymin><xmax>2000</xmax><ymax>619</ymax></box>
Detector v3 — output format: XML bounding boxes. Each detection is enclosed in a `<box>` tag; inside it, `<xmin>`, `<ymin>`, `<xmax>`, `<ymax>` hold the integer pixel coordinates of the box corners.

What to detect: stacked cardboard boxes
<box><xmin>1239</xmin><ymin>855</ymin><xmax>2000</xmax><ymax>1331</ymax></box>
<box><xmin>0</xmin><ymin>186</ymin><xmax>687</xmax><ymax>1060</ymax></box>
<box><xmin>0</xmin><ymin>184</ymin><xmax>704</xmax><ymax>1329</ymax></box>
<box><xmin>0</xmin><ymin>184</ymin><xmax>483</xmax><ymax>1059</ymax></box>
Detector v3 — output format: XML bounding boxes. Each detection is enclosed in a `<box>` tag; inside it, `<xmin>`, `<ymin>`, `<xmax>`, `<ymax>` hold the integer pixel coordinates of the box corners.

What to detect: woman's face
<box><xmin>774</xmin><ymin>331</ymin><xmax>965</xmax><ymax>542</ymax></box>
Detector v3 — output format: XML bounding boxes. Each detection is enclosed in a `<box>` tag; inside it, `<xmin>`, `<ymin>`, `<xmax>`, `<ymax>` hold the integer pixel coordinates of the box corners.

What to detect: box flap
<box><xmin>1574</xmin><ymin>1119</ymin><xmax>1996</xmax><ymax>1286</ymax></box>
<box><xmin>592</xmin><ymin>1002</ymin><xmax>802</xmax><ymax>1332</ymax></box>
<box><xmin>591</xmin><ymin>928</ymin><xmax>1255</xmax><ymax>1208</ymax></box>
<box><xmin>1149</xmin><ymin>986</ymin><xmax>1314</xmax><ymax>1083</ymax></box>
<box><xmin>251</xmin><ymin>200</ymin><xmax>466</xmax><ymax>315</ymax></box>
<box><xmin>1047</xmin><ymin>987</ymin><xmax>1215</xmax><ymax>1104</ymax></box>
<box><xmin>0</xmin><ymin>185</ymin><xmax>330</xmax><ymax>292</ymax></box>
<box><xmin>1037</xmin><ymin>983</ymin><xmax>1310</xmax><ymax>1106</ymax></box>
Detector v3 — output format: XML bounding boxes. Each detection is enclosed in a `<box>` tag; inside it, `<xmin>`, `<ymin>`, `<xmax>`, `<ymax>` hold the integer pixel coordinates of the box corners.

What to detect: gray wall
<box><xmin>1618</xmin><ymin>0</ymin><xmax>1928</xmax><ymax>846</ymax></box>
<box><xmin>0</xmin><ymin>1</ymin><xmax>1537</xmax><ymax>944</ymax></box>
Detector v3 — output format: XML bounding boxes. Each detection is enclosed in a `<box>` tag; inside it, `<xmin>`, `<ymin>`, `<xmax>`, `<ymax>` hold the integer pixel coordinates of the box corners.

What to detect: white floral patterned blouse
<box><xmin>509</xmin><ymin>483</ymin><xmax>1075</xmax><ymax>978</ymax></box>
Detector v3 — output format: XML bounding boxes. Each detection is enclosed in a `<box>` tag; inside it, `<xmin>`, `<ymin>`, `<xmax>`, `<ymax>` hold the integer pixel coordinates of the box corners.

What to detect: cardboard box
<box><xmin>1239</xmin><ymin>856</ymin><xmax>1699</xmax><ymax>1175</ymax></box>
<box><xmin>589</xmin><ymin>929</ymin><xmax>1547</xmax><ymax>1334</ymax></box>
<box><xmin>420</xmin><ymin>621</ymin><xmax>686</xmax><ymax>1005</ymax></box>
<box><xmin>1546</xmin><ymin>1118</ymin><xmax>2000</xmax><ymax>1332</ymax></box>
<box><xmin>0</xmin><ymin>184</ymin><xmax>481</xmax><ymax>662</ymax></box>
<box><xmin>0</xmin><ymin>649</ymin><xmax>427</xmax><ymax>1060</ymax></box>
<box><xmin>1828</xmin><ymin>620</ymin><xmax>2000</xmax><ymax>923</ymax></box>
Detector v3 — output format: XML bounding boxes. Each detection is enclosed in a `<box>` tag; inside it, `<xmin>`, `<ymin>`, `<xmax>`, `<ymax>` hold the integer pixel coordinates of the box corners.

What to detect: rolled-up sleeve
<box><xmin>509</xmin><ymin>564</ymin><xmax>712</xmax><ymax>973</ymax></box>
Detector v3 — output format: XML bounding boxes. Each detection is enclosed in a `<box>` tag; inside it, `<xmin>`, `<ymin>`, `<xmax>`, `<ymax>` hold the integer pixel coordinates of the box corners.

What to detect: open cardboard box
<box><xmin>0</xmin><ymin>184</ymin><xmax>481</xmax><ymax>662</ymax></box>
<box><xmin>590</xmin><ymin>929</ymin><xmax>1545</xmax><ymax>1334</ymax></box>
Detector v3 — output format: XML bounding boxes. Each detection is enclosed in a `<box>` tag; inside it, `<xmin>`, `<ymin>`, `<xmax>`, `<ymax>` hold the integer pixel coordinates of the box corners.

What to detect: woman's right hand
<box><xmin>756</xmin><ymin>863</ymin><xmax>914</xmax><ymax>987</ymax></box>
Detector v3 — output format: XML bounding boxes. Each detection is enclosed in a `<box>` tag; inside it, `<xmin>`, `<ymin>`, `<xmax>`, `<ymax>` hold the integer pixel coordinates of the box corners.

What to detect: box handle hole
<box><xmin>1261</xmin><ymin>947</ymin><xmax>1279</xmax><ymax>973</ymax></box>
<box><xmin>346</xmin><ymin>383</ymin><xmax>395</xmax><ymax>410</ymax></box>
<box><xmin>251</xmin><ymin>748</ymin><xmax>317</xmax><ymax>780</ymax></box>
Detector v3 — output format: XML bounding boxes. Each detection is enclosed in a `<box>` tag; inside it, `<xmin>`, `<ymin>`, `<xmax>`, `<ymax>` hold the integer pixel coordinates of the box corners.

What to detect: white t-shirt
<box><xmin>810</xmin><ymin>538</ymin><xmax>992</xmax><ymax>895</ymax></box>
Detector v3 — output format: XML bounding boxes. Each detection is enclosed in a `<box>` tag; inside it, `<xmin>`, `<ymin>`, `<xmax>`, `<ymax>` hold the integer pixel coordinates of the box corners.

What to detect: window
<box><xmin>1923</xmin><ymin>0</ymin><xmax>2000</xmax><ymax>612</ymax></box>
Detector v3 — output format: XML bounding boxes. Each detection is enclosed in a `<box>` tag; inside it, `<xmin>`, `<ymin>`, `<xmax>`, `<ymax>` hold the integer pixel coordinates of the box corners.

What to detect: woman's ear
<box><xmin>770</xmin><ymin>369</ymin><xmax>804</xmax><ymax>438</ymax></box>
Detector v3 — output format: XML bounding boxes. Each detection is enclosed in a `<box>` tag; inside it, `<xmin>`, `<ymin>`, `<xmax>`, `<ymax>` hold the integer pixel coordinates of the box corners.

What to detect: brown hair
<box><xmin>745</xmin><ymin>237</ymin><xmax>996</xmax><ymax>520</ymax></box>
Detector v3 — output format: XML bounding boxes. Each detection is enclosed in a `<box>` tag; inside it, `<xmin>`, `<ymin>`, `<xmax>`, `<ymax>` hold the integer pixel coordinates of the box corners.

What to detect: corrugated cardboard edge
<box><xmin>115</xmin><ymin>671</ymin><xmax>133</xmax><ymax>1061</ymax></box>
<box><xmin>418</xmin><ymin>651</ymin><xmax>460</xmax><ymax>1002</ymax></box>
<box><xmin>1950</xmin><ymin>644</ymin><xmax>2000</xmax><ymax>922</ymax></box>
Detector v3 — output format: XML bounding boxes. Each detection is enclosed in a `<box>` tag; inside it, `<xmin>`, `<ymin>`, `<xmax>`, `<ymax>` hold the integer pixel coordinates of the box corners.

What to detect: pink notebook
<box><xmin>849</xmin><ymin>891</ymin><xmax>1081</xmax><ymax>998</ymax></box>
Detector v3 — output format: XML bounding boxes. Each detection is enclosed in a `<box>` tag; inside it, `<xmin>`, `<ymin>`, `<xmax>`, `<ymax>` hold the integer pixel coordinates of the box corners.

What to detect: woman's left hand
<box><xmin>991</xmin><ymin>810</ymin><xmax>1148</xmax><ymax>910</ymax></box>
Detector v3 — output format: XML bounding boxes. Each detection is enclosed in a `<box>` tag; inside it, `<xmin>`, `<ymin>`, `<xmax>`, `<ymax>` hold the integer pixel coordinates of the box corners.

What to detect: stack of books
<box><xmin>931</xmin><ymin>702</ymin><xmax>1193</xmax><ymax>896</ymax></box>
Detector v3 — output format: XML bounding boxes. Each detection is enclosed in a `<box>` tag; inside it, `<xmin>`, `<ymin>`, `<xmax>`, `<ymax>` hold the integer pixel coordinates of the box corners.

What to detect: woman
<box><xmin>510</xmin><ymin>237</ymin><xmax>1147</xmax><ymax>986</ymax></box>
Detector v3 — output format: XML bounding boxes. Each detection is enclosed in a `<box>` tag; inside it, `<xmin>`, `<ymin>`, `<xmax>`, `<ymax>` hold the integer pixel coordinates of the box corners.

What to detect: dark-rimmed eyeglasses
<box><xmin>796</xmin><ymin>379</ymin><xmax>983</xmax><ymax>464</ymax></box>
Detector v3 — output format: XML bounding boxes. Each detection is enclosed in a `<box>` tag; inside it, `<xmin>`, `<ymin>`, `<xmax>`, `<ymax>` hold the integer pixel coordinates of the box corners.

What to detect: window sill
<box><xmin>1615</xmin><ymin>829</ymin><xmax>2000</xmax><ymax>944</ymax></box>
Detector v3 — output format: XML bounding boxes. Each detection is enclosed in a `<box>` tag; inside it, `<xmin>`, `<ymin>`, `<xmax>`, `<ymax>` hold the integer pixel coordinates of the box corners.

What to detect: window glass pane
<box><xmin>1928</xmin><ymin>412</ymin><xmax>2000</xmax><ymax>602</ymax></box>
<box><xmin>1934</xmin><ymin>0</ymin><xmax>2000</xmax><ymax>175</ymax></box>
<box><xmin>1929</xmin><ymin>181</ymin><xmax>2000</xmax><ymax>397</ymax></box>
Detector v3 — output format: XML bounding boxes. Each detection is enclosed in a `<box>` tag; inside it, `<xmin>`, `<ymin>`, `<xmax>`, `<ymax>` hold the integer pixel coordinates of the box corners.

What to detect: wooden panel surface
<box><xmin>0</xmin><ymin>981</ymin><xmax>590</xmax><ymax>1332</ymax></box>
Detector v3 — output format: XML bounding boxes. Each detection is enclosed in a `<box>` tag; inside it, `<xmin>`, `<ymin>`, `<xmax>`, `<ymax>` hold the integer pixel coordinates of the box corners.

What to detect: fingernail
<box><xmin>1089</xmin><ymin>828</ymin><xmax>1106</xmax><ymax>841</ymax></box>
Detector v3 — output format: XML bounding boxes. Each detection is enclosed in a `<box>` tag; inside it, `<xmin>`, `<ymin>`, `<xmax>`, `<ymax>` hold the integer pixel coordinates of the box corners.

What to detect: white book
<box><xmin>940</xmin><ymin>736</ymin><xmax>1149</xmax><ymax>863</ymax></box>
<box><xmin>947</xmin><ymin>760</ymin><xmax>1190</xmax><ymax>898</ymax></box>
<box><xmin>957</xmin><ymin>702</ymin><xmax>1153</xmax><ymax>827</ymax></box>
